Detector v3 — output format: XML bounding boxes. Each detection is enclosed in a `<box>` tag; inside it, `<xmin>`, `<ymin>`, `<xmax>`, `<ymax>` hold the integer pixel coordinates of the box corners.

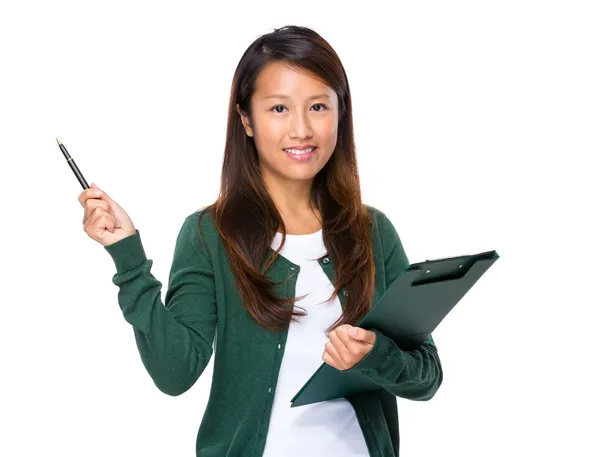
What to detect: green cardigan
<box><xmin>104</xmin><ymin>204</ymin><xmax>443</xmax><ymax>457</ymax></box>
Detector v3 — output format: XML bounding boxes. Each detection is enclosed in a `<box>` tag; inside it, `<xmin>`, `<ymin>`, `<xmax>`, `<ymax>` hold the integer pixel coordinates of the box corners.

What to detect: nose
<box><xmin>288</xmin><ymin>110</ymin><xmax>313</xmax><ymax>140</ymax></box>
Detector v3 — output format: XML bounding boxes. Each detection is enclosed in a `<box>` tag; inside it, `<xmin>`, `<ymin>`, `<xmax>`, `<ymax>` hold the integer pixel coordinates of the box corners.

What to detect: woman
<box><xmin>79</xmin><ymin>25</ymin><xmax>443</xmax><ymax>457</ymax></box>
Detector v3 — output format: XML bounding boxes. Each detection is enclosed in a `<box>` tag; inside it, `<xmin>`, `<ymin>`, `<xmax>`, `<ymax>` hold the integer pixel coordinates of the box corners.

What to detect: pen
<box><xmin>56</xmin><ymin>137</ymin><xmax>90</xmax><ymax>190</ymax></box>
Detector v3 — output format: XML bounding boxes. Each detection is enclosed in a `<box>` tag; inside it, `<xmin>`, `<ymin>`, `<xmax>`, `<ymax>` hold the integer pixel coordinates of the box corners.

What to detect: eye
<box><xmin>312</xmin><ymin>103</ymin><xmax>328</xmax><ymax>112</ymax></box>
<box><xmin>269</xmin><ymin>103</ymin><xmax>329</xmax><ymax>114</ymax></box>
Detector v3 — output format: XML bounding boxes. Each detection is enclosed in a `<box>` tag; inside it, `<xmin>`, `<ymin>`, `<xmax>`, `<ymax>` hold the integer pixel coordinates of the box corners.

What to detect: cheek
<box><xmin>254</xmin><ymin>120</ymin><xmax>286</xmax><ymax>148</ymax></box>
<box><xmin>319</xmin><ymin>119</ymin><xmax>338</xmax><ymax>151</ymax></box>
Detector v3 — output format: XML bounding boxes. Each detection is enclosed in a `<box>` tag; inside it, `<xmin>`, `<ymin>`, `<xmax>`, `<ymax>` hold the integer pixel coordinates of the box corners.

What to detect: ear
<box><xmin>236</xmin><ymin>104</ymin><xmax>253</xmax><ymax>137</ymax></box>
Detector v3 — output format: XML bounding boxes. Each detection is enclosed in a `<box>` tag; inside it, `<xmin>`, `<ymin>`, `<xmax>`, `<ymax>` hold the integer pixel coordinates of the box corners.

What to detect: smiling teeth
<box><xmin>285</xmin><ymin>147</ymin><xmax>315</xmax><ymax>155</ymax></box>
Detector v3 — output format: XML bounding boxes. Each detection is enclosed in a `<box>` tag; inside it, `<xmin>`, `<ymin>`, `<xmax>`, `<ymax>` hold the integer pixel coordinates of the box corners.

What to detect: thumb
<box><xmin>347</xmin><ymin>326</ymin><xmax>376</xmax><ymax>344</ymax></box>
<box><xmin>90</xmin><ymin>182</ymin><xmax>115</xmax><ymax>204</ymax></box>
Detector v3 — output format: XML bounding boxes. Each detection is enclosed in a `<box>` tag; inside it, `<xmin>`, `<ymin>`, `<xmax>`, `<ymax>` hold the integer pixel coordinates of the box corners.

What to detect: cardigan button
<box><xmin>343</xmin><ymin>290</ymin><xmax>348</xmax><ymax>296</ymax></box>
<box><xmin>268</xmin><ymin>387</ymin><xmax>272</xmax><ymax>393</ymax></box>
<box><xmin>278</xmin><ymin>343</ymin><xmax>281</xmax><ymax>349</ymax></box>
<box><xmin>322</xmin><ymin>257</ymin><xmax>330</xmax><ymax>264</ymax></box>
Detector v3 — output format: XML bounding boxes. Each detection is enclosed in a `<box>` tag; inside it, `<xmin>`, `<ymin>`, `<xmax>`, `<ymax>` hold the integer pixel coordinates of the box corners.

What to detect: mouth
<box><xmin>283</xmin><ymin>146</ymin><xmax>316</xmax><ymax>154</ymax></box>
<box><xmin>283</xmin><ymin>146</ymin><xmax>317</xmax><ymax>161</ymax></box>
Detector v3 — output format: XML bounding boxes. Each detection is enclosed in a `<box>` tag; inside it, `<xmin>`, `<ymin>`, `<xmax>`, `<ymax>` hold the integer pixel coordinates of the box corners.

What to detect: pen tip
<box><xmin>56</xmin><ymin>137</ymin><xmax>61</xmax><ymax>145</ymax></box>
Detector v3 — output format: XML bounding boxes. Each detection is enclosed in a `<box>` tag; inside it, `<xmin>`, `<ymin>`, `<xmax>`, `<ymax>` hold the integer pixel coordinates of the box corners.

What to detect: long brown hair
<box><xmin>197</xmin><ymin>25</ymin><xmax>375</xmax><ymax>334</ymax></box>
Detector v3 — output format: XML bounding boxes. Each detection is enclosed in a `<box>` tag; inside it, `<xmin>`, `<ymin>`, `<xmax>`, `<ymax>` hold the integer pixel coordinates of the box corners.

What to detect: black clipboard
<box><xmin>290</xmin><ymin>249</ymin><xmax>500</xmax><ymax>408</ymax></box>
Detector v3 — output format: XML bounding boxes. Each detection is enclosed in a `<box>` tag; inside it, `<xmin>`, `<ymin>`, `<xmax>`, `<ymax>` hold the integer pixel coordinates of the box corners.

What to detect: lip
<box><xmin>284</xmin><ymin>147</ymin><xmax>317</xmax><ymax>161</ymax></box>
<box><xmin>283</xmin><ymin>144</ymin><xmax>316</xmax><ymax>151</ymax></box>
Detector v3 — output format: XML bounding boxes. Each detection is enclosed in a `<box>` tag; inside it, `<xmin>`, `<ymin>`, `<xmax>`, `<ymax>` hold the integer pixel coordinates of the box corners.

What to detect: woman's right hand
<box><xmin>79</xmin><ymin>183</ymin><xmax>137</xmax><ymax>247</ymax></box>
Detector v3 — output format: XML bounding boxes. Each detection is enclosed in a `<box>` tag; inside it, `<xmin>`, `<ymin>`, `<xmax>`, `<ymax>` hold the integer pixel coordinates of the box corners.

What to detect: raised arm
<box><xmin>104</xmin><ymin>213</ymin><xmax>217</xmax><ymax>396</ymax></box>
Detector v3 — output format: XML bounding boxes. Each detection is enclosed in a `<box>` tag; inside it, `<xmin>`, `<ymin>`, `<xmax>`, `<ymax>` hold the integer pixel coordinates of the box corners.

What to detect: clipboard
<box><xmin>290</xmin><ymin>249</ymin><xmax>500</xmax><ymax>408</ymax></box>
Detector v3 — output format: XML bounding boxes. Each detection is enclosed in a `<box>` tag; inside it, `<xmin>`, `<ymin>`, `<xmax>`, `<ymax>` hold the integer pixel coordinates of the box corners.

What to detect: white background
<box><xmin>1</xmin><ymin>1</ymin><xmax>598</xmax><ymax>456</ymax></box>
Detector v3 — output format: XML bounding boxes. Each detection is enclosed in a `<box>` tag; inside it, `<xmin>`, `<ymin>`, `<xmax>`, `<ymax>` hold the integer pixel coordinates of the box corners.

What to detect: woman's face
<box><xmin>237</xmin><ymin>61</ymin><xmax>339</xmax><ymax>185</ymax></box>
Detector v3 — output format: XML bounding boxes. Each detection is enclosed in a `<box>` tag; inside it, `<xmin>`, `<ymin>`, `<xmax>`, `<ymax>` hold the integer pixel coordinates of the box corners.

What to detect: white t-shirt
<box><xmin>262</xmin><ymin>228</ymin><xmax>370</xmax><ymax>457</ymax></box>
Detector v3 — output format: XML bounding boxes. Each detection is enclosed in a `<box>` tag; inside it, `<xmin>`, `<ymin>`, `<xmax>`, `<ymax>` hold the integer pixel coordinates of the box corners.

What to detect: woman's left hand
<box><xmin>322</xmin><ymin>324</ymin><xmax>377</xmax><ymax>370</ymax></box>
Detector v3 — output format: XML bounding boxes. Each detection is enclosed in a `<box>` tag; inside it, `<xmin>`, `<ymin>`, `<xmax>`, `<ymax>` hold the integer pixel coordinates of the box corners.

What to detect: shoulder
<box><xmin>176</xmin><ymin>206</ymin><xmax>218</xmax><ymax>256</ymax></box>
<box><xmin>364</xmin><ymin>203</ymin><xmax>406</xmax><ymax>255</ymax></box>
<box><xmin>364</xmin><ymin>203</ymin><xmax>393</xmax><ymax>234</ymax></box>
<box><xmin>186</xmin><ymin>206</ymin><xmax>216</xmax><ymax>233</ymax></box>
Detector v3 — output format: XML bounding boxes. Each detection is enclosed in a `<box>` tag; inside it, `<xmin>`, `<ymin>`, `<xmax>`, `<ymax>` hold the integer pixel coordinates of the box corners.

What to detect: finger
<box><xmin>83</xmin><ymin>200</ymin><xmax>111</xmax><ymax>224</ymax></box>
<box><xmin>330</xmin><ymin>330</ymin><xmax>360</xmax><ymax>367</ymax></box>
<box><xmin>86</xmin><ymin>206</ymin><xmax>114</xmax><ymax>230</ymax></box>
<box><xmin>324</xmin><ymin>340</ymin><xmax>343</xmax><ymax>367</ymax></box>
<box><xmin>91</xmin><ymin>183</ymin><xmax>116</xmax><ymax>205</ymax></box>
<box><xmin>84</xmin><ymin>207</ymin><xmax>120</xmax><ymax>231</ymax></box>
<box><xmin>105</xmin><ymin>214</ymin><xmax>117</xmax><ymax>233</ymax></box>
<box><xmin>330</xmin><ymin>325</ymin><xmax>353</xmax><ymax>353</ymax></box>
<box><xmin>84</xmin><ymin>198</ymin><xmax>110</xmax><ymax>215</ymax></box>
<box><xmin>348</xmin><ymin>327</ymin><xmax>376</xmax><ymax>345</ymax></box>
<box><xmin>84</xmin><ymin>208</ymin><xmax>117</xmax><ymax>234</ymax></box>
<box><xmin>78</xmin><ymin>188</ymin><xmax>103</xmax><ymax>208</ymax></box>
<box><xmin>329</xmin><ymin>330</ymin><xmax>350</xmax><ymax>354</ymax></box>
<box><xmin>95</xmin><ymin>212</ymin><xmax>117</xmax><ymax>234</ymax></box>
<box><xmin>322</xmin><ymin>351</ymin><xmax>336</xmax><ymax>368</ymax></box>
<box><xmin>83</xmin><ymin>207</ymin><xmax>105</xmax><ymax>233</ymax></box>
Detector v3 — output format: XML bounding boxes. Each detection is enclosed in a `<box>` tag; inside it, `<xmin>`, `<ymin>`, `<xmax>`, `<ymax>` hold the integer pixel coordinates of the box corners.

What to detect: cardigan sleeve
<box><xmin>341</xmin><ymin>210</ymin><xmax>444</xmax><ymax>401</ymax></box>
<box><xmin>103</xmin><ymin>212</ymin><xmax>217</xmax><ymax>397</ymax></box>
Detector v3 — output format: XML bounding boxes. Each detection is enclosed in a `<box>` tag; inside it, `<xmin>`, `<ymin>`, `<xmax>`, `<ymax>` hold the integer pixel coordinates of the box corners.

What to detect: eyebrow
<box><xmin>262</xmin><ymin>93</ymin><xmax>331</xmax><ymax>101</ymax></box>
